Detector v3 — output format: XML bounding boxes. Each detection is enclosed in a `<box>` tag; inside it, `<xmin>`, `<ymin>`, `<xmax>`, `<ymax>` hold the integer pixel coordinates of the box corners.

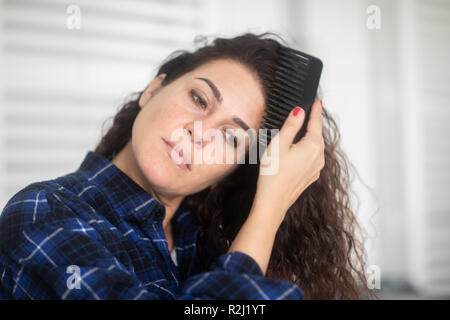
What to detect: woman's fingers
<box><xmin>293</xmin><ymin>100</ymin><xmax>325</xmax><ymax>182</ymax></box>
<box><xmin>299</xmin><ymin>99</ymin><xmax>323</xmax><ymax>146</ymax></box>
<box><xmin>276</xmin><ymin>100</ymin><xmax>323</xmax><ymax>151</ymax></box>
<box><xmin>277</xmin><ymin>106</ymin><xmax>306</xmax><ymax>151</ymax></box>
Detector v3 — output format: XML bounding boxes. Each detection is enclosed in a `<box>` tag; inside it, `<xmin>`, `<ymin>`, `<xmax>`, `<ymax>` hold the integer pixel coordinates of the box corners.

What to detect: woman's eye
<box><xmin>190</xmin><ymin>89</ymin><xmax>207</xmax><ymax>110</ymax></box>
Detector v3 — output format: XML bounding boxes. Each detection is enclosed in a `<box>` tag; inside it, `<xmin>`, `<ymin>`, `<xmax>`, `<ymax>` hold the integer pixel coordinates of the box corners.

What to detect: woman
<box><xmin>0</xmin><ymin>33</ymin><xmax>373</xmax><ymax>299</ymax></box>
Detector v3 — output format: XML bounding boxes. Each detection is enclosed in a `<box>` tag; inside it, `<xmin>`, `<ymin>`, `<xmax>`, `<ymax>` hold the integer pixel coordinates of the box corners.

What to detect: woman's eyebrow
<box><xmin>195</xmin><ymin>77</ymin><xmax>223</xmax><ymax>104</ymax></box>
<box><xmin>195</xmin><ymin>77</ymin><xmax>251</xmax><ymax>132</ymax></box>
<box><xmin>232</xmin><ymin>116</ymin><xmax>250</xmax><ymax>132</ymax></box>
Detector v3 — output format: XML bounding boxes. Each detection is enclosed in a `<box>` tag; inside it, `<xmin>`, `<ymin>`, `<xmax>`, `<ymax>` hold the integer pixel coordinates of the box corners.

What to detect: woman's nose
<box><xmin>187</xmin><ymin>128</ymin><xmax>202</xmax><ymax>146</ymax></box>
<box><xmin>186</xmin><ymin>127</ymin><xmax>205</xmax><ymax>148</ymax></box>
<box><xmin>186</xmin><ymin>120</ymin><xmax>216</xmax><ymax>148</ymax></box>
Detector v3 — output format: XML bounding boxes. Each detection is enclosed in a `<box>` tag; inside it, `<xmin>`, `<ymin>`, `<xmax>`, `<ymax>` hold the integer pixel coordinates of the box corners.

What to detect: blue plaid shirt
<box><xmin>0</xmin><ymin>151</ymin><xmax>304</xmax><ymax>300</ymax></box>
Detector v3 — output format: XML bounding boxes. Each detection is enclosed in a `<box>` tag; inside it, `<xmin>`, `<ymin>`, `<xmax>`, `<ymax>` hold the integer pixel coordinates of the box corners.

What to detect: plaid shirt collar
<box><xmin>75</xmin><ymin>151</ymin><xmax>202</xmax><ymax>233</ymax></box>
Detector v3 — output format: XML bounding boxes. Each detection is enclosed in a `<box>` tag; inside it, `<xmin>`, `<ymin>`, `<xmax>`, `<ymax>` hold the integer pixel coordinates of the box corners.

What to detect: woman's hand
<box><xmin>254</xmin><ymin>99</ymin><xmax>325</xmax><ymax>225</ymax></box>
<box><xmin>227</xmin><ymin>100</ymin><xmax>325</xmax><ymax>275</ymax></box>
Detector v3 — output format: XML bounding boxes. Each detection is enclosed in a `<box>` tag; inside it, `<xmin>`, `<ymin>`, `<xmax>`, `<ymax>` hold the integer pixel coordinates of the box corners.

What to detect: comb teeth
<box><xmin>279</xmin><ymin>51</ymin><xmax>309</xmax><ymax>69</ymax></box>
<box><xmin>259</xmin><ymin>45</ymin><xmax>323</xmax><ymax>146</ymax></box>
<box><xmin>270</xmin><ymin>87</ymin><xmax>303</xmax><ymax>104</ymax></box>
<box><xmin>264</xmin><ymin>108</ymin><xmax>289</xmax><ymax>122</ymax></box>
<box><xmin>275</xmin><ymin>67</ymin><xmax>306</xmax><ymax>84</ymax></box>
<box><xmin>272</xmin><ymin>74</ymin><xmax>305</xmax><ymax>95</ymax></box>
<box><xmin>260</xmin><ymin>120</ymin><xmax>278</xmax><ymax>129</ymax></box>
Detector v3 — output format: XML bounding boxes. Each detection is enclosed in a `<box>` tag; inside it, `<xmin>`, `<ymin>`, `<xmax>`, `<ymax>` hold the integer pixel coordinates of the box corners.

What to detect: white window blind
<box><xmin>0</xmin><ymin>0</ymin><xmax>207</xmax><ymax>208</ymax></box>
<box><xmin>401</xmin><ymin>0</ymin><xmax>450</xmax><ymax>297</ymax></box>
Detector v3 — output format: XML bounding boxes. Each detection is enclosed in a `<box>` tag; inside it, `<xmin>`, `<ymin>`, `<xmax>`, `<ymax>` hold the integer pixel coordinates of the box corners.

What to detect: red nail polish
<box><xmin>293</xmin><ymin>107</ymin><xmax>302</xmax><ymax>117</ymax></box>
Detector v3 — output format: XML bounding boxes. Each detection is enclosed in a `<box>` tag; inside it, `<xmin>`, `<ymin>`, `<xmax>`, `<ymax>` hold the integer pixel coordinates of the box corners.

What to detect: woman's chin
<box><xmin>136</xmin><ymin>157</ymin><xmax>172</xmax><ymax>186</ymax></box>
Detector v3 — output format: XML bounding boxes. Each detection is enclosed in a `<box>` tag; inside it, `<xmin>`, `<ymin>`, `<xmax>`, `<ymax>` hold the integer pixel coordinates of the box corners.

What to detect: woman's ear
<box><xmin>138</xmin><ymin>73</ymin><xmax>167</xmax><ymax>108</ymax></box>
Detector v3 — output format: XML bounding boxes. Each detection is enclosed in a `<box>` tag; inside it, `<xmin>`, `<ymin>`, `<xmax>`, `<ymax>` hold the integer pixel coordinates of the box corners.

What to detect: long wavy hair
<box><xmin>95</xmin><ymin>32</ymin><xmax>377</xmax><ymax>300</ymax></box>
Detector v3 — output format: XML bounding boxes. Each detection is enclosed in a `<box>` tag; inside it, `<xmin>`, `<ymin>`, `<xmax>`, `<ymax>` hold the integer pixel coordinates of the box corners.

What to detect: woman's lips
<box><xmin>162</xmin><ymin>138</ymin><xmax>191</xmax><ymax>171</ymax></box>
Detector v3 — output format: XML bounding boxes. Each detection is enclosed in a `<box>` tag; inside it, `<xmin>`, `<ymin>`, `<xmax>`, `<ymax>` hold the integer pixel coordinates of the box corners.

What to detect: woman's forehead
<box><xmin>183</xmin><ymin>60</ymin><xmax>266</xmax><ymax>126</ymax></box>
<box><xmin>188</xmin><ymin>59</ymin><xmax>259</xmax><ymax>85</ymax></box>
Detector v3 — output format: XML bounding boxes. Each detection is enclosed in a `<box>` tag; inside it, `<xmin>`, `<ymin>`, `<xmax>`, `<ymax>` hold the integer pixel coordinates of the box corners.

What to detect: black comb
<box><xmin>258</xmin><ymin>45</ymin><xmax>323</xmax><ymax>150</ymax></box>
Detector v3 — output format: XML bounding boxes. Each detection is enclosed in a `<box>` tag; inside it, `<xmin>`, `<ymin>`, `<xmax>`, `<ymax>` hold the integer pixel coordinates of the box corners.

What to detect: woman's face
<box><xmin>131</xmin><ymin>58</ymin><xmax>265</xmax><ymax>196</ymax></box>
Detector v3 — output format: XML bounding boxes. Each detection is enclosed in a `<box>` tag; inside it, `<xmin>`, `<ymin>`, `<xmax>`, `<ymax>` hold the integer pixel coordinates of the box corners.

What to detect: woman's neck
<box><xmin>111</xmin><ymin>142</ymin><xmax>184</xmax><ymax>231</ymax></box>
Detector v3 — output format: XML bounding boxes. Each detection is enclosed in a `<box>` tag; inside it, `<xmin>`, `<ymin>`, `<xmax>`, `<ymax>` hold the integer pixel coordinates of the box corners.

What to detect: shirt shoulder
<box><xmin>0</xmin><ymin>176</ymin><xmax>101</xmax><ymax>253</ymax></box>
<box><xmin>1</xmin><ymin>180</ymin><xmax>55</xmax><ymax>220</ymax></box>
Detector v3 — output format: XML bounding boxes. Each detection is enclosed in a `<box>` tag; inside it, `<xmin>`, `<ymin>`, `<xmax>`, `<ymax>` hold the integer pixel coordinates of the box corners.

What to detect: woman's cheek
<box><xmin>131</xmin><ymin>112</ymin><xmax>146</xmax><ymax>146</ymax></box>
<box><xmin>185</xmin><ymin>103</ymin><xmax>202</xmax><ymax>115</ymax></box>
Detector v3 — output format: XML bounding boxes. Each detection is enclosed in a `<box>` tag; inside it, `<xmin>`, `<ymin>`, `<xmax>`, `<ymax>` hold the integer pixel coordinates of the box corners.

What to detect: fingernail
<box><xmin>293</xmin><ymin>107</ymin><xmax>302</xmax><ymax>117</ymax></box>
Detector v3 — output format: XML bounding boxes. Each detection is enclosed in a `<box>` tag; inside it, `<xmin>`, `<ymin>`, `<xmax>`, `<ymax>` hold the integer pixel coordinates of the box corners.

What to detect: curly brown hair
<box><xmin>95</xmin><ymin>32</ymin><xmax>377</xmax><ymax>300</ymax></box>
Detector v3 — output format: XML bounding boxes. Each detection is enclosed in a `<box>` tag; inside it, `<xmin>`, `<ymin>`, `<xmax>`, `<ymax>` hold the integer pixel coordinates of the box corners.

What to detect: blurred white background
<box><xmin>0</xmin><ymin>0</ymin><xmax>449</xmax><ymax>299</ymax></box>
